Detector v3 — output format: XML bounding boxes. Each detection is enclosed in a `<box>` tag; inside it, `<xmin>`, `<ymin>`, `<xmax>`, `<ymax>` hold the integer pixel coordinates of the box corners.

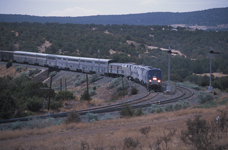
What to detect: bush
<box><xmin>174</xmin><ymin>103</ymin><xmax>182</xmax><ymax>111</ymax></box>
<box><xmin>181</xmin><ymin>116</ymin><xmax>212</xmax><ymax>150</ymax></box>
<box><xmin>74</xmin><ymin>75</ymin><xmax>86</xmax><ymax>86</ymax></box>
<box><xmin>120</xmin><ymin>104</ymin><xmax>135</xmax><ymax>117</ymax></box>
<box><xmin>26</xmin><ymin>97</ymin><xmax>42</xmax><ymax>111</ymax></box>
<box><xmin>55</xmin><ymin>90</ymin><xmax>75</xmax><ymax>101</ymax></box>
<box><xmin>131</xmin><ymin>86</ymin><xmax>139</xmax><ymax>95</ymax></box>
<box><xmin>80</xmin><ymin>90</ymin><xmax>91</xmax><ymax>101</ymax></box>
<box><xmin>50</xmin><ymin>100</ymin><xmax>62</xmax><ymax>110</ymax></box>
<box><xmin>89</xmin><ymin>90</ymin><xmax>97</xmax><ymax>96</ymax></box>
<box><xmin>101</xmin><ymin>113</ymin><xmax>113</xmax><ymax>120</ymax></box>
<box><xmin>28</xmin><ymin>69</ymin><xmax>40</xmax><ymax>77</ymax></box>
<box><xmin>123</xmin><ymin>137</ymin><xmax>139</xmax><ymax>149</ymax></box>
<box><xmin>89</xmin><ymin>74</ymin><xmax>101</xmax><ymax>83</ymax></box>
<box><xmin>135</xmin><ymin>108</ymin><xmax>143</xmax><ymax>116</ymax></box>
<box><xmin>165</xmin><ymin>104</ymin><xmax>173</xmax><ymax>112</ymax></box>
<box><xmin>27</xmin><ymin>117</ymin><xmax>63</xmax><ymax>129</ymax></box>
<box><xmin>65</xmin><ymin>111</ymin><xmax>81</xmax><ymax>124</ymax></box>
<box><xmin>108</xmin><ymin>78</ymin><xmax>121</xmax><ymax>89</ymax></box>
<box><xmin>11</xmin><ymin>121</ymin><xmax>22</xmax><ymax>130</ymax></box>
<box><xmin>86</xmin><ymin>113</ymin><xmax>98</xmax><ymax>122</ymax></box>
<box><xmin>150</xmin><ymin>104</ymin><xmax>163</xmax><ymax>113</ymax></box>
<box><xmin>197</xmin><ymin>92</ymin><xmax>214</xmax><ymax>104</ymax></box>
<box><xmin>49</xmin><ymin>71</ymin><xmax>57</xmax><ymax>77</ymax></box>
<box><xmin>6</xmin><ymin>61</ymin><xmax>12</xmax><ymax>68</ymax></box>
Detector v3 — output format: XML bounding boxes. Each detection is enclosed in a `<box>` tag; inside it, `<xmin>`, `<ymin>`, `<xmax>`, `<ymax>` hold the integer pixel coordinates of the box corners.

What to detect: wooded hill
<box><xmin>0</xmin><ymin>7</ymin><xmax>228</xmax><ymax>29</ymax></box>
<box><xmin>1</xmin><ymin>22</ymin><xmax>228</xmax><ymax>90</ymax></box>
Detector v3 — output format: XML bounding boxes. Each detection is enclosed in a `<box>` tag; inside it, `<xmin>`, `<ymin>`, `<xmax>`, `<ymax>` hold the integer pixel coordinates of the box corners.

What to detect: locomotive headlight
<box><xmin>149</xmin><ymin>79</ymin><xmax>152</xmax><ymax>82</ymax></box>
<box><xmin>153</xmin><ymin>77</ymin><xmax>157</xmax><ymax>81</ymax></box>
<box><xmin>158</xmin><ymin>80</ymin><xmax>161</xmax><ymax>83</ymax></box>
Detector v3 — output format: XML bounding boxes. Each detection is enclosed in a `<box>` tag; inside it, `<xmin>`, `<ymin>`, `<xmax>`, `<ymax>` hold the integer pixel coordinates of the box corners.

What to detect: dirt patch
<box><xmin>194</xmin><ymin>72</ymin><xmax>228</xmax><ymax>78</ymax></box>
<box><xmin>0</xmin><ymin>65</ymin><xmax>16</xmax><ymax>77</ymax></box>
<box><xmin>38</xmin><ymin>40</ymin><xmax>52</xmax><ymax>53</ymax></box>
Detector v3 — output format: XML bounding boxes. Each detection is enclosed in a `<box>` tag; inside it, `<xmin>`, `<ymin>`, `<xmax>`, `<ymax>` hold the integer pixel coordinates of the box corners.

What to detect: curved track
<box><xmin>0</xmin><ymin>85</ymin><xmax>195</xmax><ymax>124</ymax></box>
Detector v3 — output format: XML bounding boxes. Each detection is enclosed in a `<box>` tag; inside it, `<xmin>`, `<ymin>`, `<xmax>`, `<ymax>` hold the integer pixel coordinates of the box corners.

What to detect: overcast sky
<box><xmin>0</xmin><ymin>0</ymin><xmax>228</xmax><ymax>17</ymax></box>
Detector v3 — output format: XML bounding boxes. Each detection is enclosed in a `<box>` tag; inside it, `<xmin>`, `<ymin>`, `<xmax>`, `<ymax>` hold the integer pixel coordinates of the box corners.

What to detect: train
<box><xmin>0</xmin><ymin>50</ymin><xmax>163</xmax><ymax>91</ymax></box>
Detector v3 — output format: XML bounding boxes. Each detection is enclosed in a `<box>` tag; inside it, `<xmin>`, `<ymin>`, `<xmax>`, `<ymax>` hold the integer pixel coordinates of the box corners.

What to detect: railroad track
<box><xmin>0</xmin><ymin>86</ymin><xmax>195</xmax><ymax>124</ymax></box>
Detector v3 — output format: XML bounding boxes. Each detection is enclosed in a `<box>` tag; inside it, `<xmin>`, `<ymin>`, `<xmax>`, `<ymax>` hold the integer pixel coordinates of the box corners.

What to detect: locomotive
<box><xmin>0</xmin><ymin>50</ymin><xmax>162</xmax><ymax>91</ymax></box>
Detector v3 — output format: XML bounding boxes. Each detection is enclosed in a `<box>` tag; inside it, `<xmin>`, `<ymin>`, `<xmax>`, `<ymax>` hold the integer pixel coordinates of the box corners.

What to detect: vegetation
<box><xmin>0</xmin><ymin>75</ymin><xmax>53</xmax><ymax>119</ymax></box>
<box><xmin>64</xmin><ymin>111</ymin><xmax>81</xmax><ymax>124</ymax></box>
<box><xmin>80</xmin><ymin>90</ymin><xmax>91</xmax><ymax>101</ymax></box>
<box><xmin>181</xmin><ymin>113</ymin><xmax>228</xmax><ymax>150</ymax></box>
<box><xmin>55</xmin><ymin>90</ymin><xmax>75</xmax><ymax>101</ymax></box>
<box><xmin>1</xmin><ymin>22</ymin><xmax>228</xmax><ymax>90</ymax></box>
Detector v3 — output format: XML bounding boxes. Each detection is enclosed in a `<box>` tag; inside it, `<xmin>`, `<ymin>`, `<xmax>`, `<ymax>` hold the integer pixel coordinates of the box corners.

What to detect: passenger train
<box><xmin>0</xmin><ymin>50</ymin><xmax>163</xmax><ymax>91</ymax></box>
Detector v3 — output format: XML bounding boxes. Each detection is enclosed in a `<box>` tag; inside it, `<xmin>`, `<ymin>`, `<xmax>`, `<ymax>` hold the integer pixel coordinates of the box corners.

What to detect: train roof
<box><xmin>11</xmin><ymin>51</ymin><xmax>116</xmax><ymax>63</ymax></box>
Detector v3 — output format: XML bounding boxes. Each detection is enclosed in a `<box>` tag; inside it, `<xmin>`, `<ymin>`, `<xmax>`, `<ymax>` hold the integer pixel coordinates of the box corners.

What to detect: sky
<box><xmin>0</xmin><ymin>0</ymin><xmax>228</xmax><ymax>17</ymax></box>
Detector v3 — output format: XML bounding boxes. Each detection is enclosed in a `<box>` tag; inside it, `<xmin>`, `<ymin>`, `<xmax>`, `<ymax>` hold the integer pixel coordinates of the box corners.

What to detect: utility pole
<box><xmin>65</xmin><ymin>78</ymin><xmax>67</xmax><ymax>91</ymax></box>
<box><xmin>60</xmin><ymin>78</ymin><xmax>62</xmax><ymax>91</ymax></box>
<box><xmin>122</xmin><ymin>76</ymin><xmax>124</xmax><ymax>97</ymax></box>
<box><xmin>98</xmin><ymin>49</ymin><xmax>100</xmax><ymax>74</ymax></box>
<box><xmin>166</xmin><ymin>47</ymin><xmax>178</xmax><ymax>92</ymax></box>
<box><xmin>48</xmin><ymin>76</ymin><xmax>53</xmax><ymax>111</ymax></box>
<box><xmin>86</xmin><ymin>74</ymin><xmax>89</xmax><ymax>100</ymax></box>
<box><xmin>208</xmin><ymin>47</ymin><xmax>220</xmax><ymax>92</ymax></box>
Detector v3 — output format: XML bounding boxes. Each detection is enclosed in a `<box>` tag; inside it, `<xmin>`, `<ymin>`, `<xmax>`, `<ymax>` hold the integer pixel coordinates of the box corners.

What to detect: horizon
<box><xmin>0</xmin><ymin>7</ymin><xmax>227</xmax><ymax>18</ymax></box>
<box><xmin>1</xmin><ymin>0</ymin><xmax>228</xmax><ymax>17</ymax></box>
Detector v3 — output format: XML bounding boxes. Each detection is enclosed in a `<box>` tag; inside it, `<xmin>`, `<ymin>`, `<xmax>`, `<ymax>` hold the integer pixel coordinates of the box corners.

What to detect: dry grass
<box><xmin>0</xmin><ymin>100</ymin><xmax>228</xmax><ymax>149</ymax></box>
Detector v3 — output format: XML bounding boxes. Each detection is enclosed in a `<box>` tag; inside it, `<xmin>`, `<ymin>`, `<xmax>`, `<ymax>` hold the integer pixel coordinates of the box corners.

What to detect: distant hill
<box><xmin>0</xmin><ymin>7</ymin><xmax>228</xmax><ymax>28</ymax></box>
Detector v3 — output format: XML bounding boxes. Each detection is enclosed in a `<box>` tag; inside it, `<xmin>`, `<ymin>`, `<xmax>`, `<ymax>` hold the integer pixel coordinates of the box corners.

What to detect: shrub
<box><xmin>50</xmin><ymin>100</ymin><xmax>62</xmax><ymax>110</ymax></box>
<box><xmin>120</xmin><ymin>104</ymin><xmax>135</xmax><ymax>117</ymax></box>
<box><xmin>15</xmin><ymin>66</ymin><xmax>22</xmax><ymax>72</ymax></box>
<box><xmin>86</xmin><ymin>113</ymin><xmax>98</xmax><ymax>122</ymax></box>
<box><xmin>135</xmin><ymin>108</ymin><xmax>143</xmax><ymax>116</ymax></box>
<box><xmin>165</xmin><ymin>104</ymin><xmax>173</xmax><ymax>112</ymax></box>
<box><xmin>6</xmin><ymin>61</ymin><xmax>12</xmax><ymax>68</ymax></box>
<box><xmin>55</xmin><ymin>90</ymin><xmax>75</xmax><ymax>101</ymax></box>
<box><xmin>26</xmin><ymin>97</ymin><xmax>43</xmax><ymax>111</ymax></box>
<box><xmin>123</xmin><ymin>137</ymin><xmax>139</xmax><ymax>149</ymax></box>
<box><xmin>89</xmin><ymin>90</ymin><xmax>97</xmax><ymax>96</ymax></box>
<box><xmin>181</xmin><ymin>116</ymin><xmax>213</xmax><ymax>150</ymax></box>
<box><xmin>11</xmin><ymin>121</ymin><xmax>22</xmax><ymax>130</ymax></box>
<box><xmin>131</xmin><ymin>86</ymin><xmax>139</xmax><ymax>95</ymax></box>
<box><xmin>28</xmin><ymin>69</ymin><xmax>40</xmax><ymax>77</ymax></box>
<box><xmin>26</xmin><ymin>117</ymin><xmax>63</xmax><ymax>129</ymax></box>
<box><xmin>89</xmin><ymin>74</ymin><xmax>101</xmax><ymax>83</ymax></box>
<box><xmin>150</xmin><ymin>104</ymin><xmax>163</xmax><ymax>113</ymax></box>
<box><xmin>101</xmin><ymin>113</ymin><xmax>113</xmax><ymax>120</ymax></box>
<box><xmin>65</xmin><ymin>111</ymin><xmax>81</xmax><ymax>124</ymax></box>
<box><xmin>49</xmin><ymin>71</ymin><xmax>57</xmax><ymax>77</ymax></box>
<box><xmin>108</xmin><ymin>78</ymin><xmax>121</xmax><ymax>89</ymax></box>
<box><xmin>74</xmin><ymin>75</ymin><xmax>86</xmax><ymax>86</ymax></box>
<box><xmin>140</xmin><ymin>126</ymin><xmax>151</xmax><ymax>137</ymax></box>
<box><xmin>174</xmin><ymin>103</ymin><xmax>182</xmax><ymax>111</ymax></box>
<box><xmin>197</xmin><ymin>92</ymin><xmax>214</xmax><ymax>104</ymax></box>
<box><xmin>80</xmin><ymin>90</ymin><xmax>91</xmax><ymax>101</ymax></box>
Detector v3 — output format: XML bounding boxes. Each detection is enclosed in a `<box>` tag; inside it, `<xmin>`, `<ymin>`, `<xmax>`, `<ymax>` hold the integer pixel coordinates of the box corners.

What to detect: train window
<box><xmin>69</xmin><ymin>59</ymin><xmax>78</xmax><ymax>62</ymax></box>
<box><xmin>86</xmin><ymin>61</ymin><xmax>92</xmax><ymax>63</ymax></box>
<box><xmin>81</xmin><ymin>60</ymin><xmax>85</xmax><ymax>62</ymax></box>
<box><xmin>63</xmin><ymin>58</ymin><xmax>66</xmax><ymax>60</ymax></box>
<box><xmin>48</xmin><ymin>57</ymin><xmax>55</xmax><ymax>60</ymax></box>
